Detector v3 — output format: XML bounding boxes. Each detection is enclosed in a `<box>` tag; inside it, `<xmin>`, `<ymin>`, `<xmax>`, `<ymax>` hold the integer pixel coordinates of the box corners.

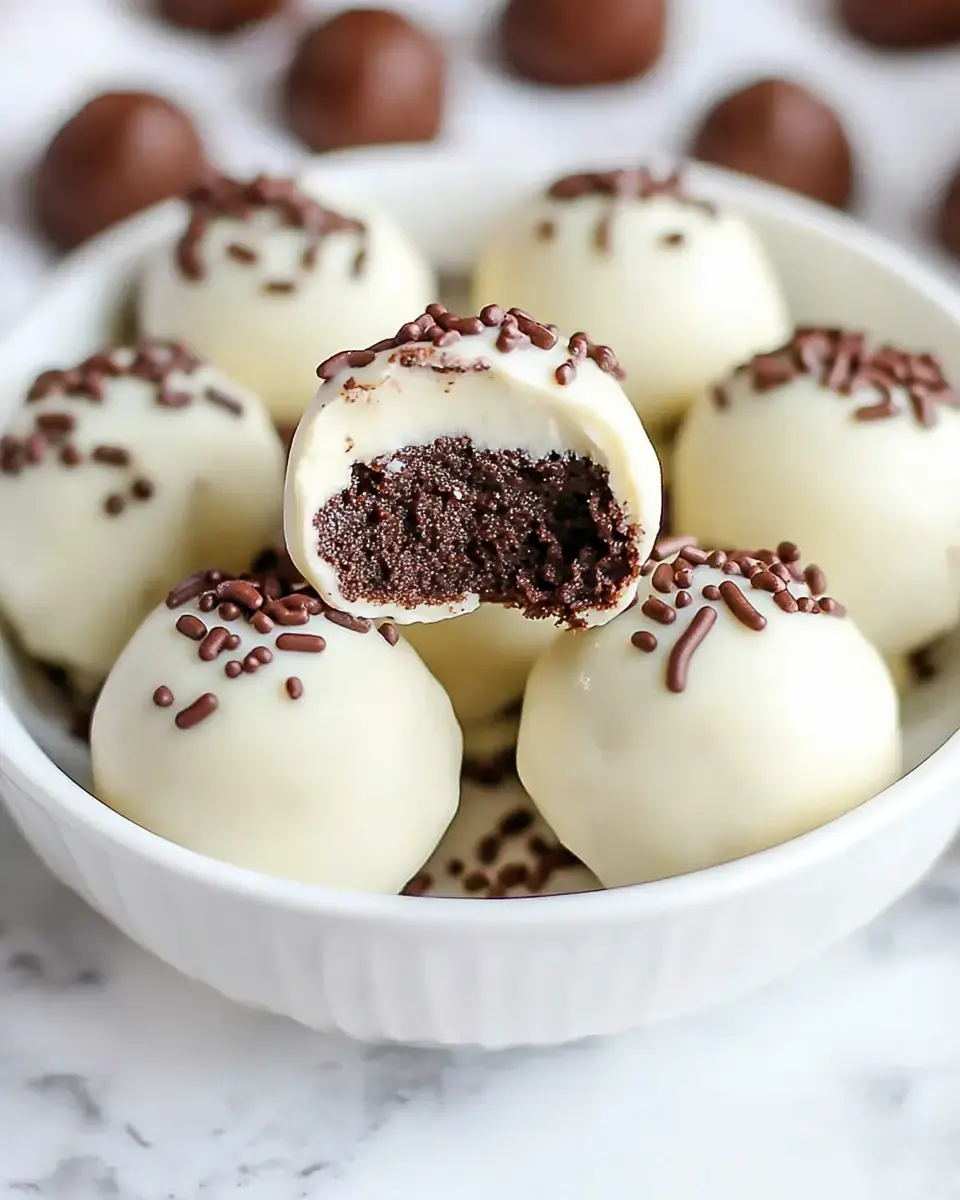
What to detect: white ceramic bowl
<box><xmin>2</xmin><ymin>146</ymin><xmax>960</xmax><ymax>1048</ymax></box>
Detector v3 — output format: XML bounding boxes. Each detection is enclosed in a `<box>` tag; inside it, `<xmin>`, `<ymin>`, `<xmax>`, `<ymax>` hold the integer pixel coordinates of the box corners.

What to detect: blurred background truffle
<box><xmin>839</xmin><ymin>0</ymin><xmax>960</xmax><ymax>49</ymax></box>
<box><xmin>283</xmin><ymin>8</ymin><xmax>445</xmax><ymax>152</ymax></box>
<box><xmin>32</xmin><ymin>91</ymin><xmax>207</xmax><ymax>251</ymax></box>
<box><xmin>939</xmin><ymin>164</ymin><xmax>960</xmax><ymax>259</ymax></box>
<box><xmin>156</xmin><ymin>0</ymin><xmax>286</xmax><ymax>35</ymax></box>
<box><xmin>497</xmin><ymin>0</ymin><xmax>666</xmax><ymax>87</ymax></box>
<box><xmin>691</xmin><ymin>77</ymin><xmax>855</xmax><ymax>210</ymax></box>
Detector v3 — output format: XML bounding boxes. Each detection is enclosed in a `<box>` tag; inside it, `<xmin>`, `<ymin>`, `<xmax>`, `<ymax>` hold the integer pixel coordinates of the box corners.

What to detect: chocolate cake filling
<box><xmin>313</xmin><ymin>435</ymin><xmax>640</xmax><ymax>623</ymax></box>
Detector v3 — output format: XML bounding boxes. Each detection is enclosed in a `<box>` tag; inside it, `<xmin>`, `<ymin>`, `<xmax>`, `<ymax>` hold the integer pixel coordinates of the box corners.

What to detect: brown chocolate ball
<box><xmin>692</xmin><ymin>78</ymin><xmax>855</xmax><ymax>210</ymax></box>
<box><xmin>498</xmin><ymin>0</ymin><xmax>666</xmax><ymax>87</ymax></box>
<box><xmin>938</xmin><ymin>165</ymin><xmax>960</xmax><ymax>260</ymax></box>
<box><xmin>34</xmin><ymin>92</ymin><xmax>207</xmax><ymax>251</ymax></box>
<box><xmin>284</xmin><ymin>9</ymin><xmax>445</xmax><ymax>153</ymax></box>
<box><xmin>840</xmin><ymin>0</ymin><xmax>960</xmax><ymax>49</ymax></box>
<box><xmin>157</xmin><ymin>0</ymin><xmax>285</xmax><ymax>35</ymax></box>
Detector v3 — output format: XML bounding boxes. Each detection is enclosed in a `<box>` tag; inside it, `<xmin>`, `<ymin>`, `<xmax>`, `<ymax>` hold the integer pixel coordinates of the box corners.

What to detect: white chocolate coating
<box><xmin>472</xmin><ymin>181</ymin><xmax>790</xmax><ymax>429</ymax></box>
<box><xmin>413</xmin><ymin>776</ymin><xmax>599</xmax><ymax>898</ymax></box>
<box><xmin>517</xmin><ymin>553</ymin><xmax>901</xmax><ymax>888</ymax></box>
<box><xmin>674</xmin><ymin>358</ymin><xmax>960</xmax><ymax>657</ymax></box>
<box><xmin>403</xmin><ymin>604</ymin><xmax>559</xmax><ymax>725</ymax></box>
<box><xmin>0</xmin><ymin>347</ymin><xmax>284</xmax><ymax>689</ymax></box>
<box><xmin>139</xmin><ymin>183</ymin><xmax>434</xmax><ymax>426</ymax></box>
<box><xmin>285</xmin><ymin>314</ymin><xmax>662</xmax><ymax>627</ymax></box>
<box><xmin>461</xmin><ymin>708</ymin><xmax>521</xmax><ymax>764</ymax></box>
<box><xmin>92</xmin><ymin>592</ymin><xmax>461</xmax><ymax>893</ymax></box>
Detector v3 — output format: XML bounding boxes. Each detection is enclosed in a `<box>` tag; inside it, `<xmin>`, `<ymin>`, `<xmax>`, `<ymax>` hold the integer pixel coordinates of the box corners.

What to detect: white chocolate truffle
<box><xmin>92</xmin><ymin>561</ymin><xmax>461</xmax><ymax>893</ymax></box>
<box><xmin>472</xmin><ymin>168</ymin><xmax>790</xmax><ymax>430</ymax></box>
<box><xmin>139</xmin><ymin>174</ymin><xmax>434</xmax><ymax>427</ymax></box>
<box><xmin>674</xmin><ymin>330</ymin><xmax>960</xmax><ymax>657</ymax></box>
<box><xmin>518</xmin><ymin>541</ymin><xmax>901</xmax><ymax>888</ymax></box>
<box><xmin>460</xmin><ymin>705</ymin><xmax>522</xmax><ymax>773</ymax></box>
<box><xmin>407</xmin><ymin>776</ymin><xmax>599</xmax><ymax>898</ymax></box>
<box><xmin>285</xmin><ymin>304</ymin><xmax>662</xmax><ymax>630</ymax></box>
<box><xmin>0</xmin><ymin>342</ymin><xmax>284</xmax><ymax>689</ymax></box>
<box><xmin>403</xmin><ymin>603</ymin><xmax>559</xmax><ymax>725</ymax></box>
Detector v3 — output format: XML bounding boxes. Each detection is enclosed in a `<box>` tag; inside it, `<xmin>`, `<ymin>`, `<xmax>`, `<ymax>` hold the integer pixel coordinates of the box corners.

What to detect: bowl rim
<box><xmin>3</xmin><ymin>143</ymin><xmax>960</xmax><ymax>928</ymax></box>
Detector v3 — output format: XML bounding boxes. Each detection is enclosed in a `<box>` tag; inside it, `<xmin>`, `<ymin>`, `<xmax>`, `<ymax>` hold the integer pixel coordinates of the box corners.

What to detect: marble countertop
<box><xmin>2</xmin><ymin>2</ymin><xmax>960</xmax><ymax>1197</ymax></box>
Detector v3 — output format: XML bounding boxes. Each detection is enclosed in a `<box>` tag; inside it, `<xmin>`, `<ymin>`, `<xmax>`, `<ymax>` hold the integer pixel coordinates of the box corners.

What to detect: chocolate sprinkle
<box><xmin>204</xmin><ymin>387</ymin><xmax>244</xmax><ymax>416</ymax></box>
<box><xmin>276</xmin><ymin>633</ymin><xmax>326</xmax><ymax>653</ymax></box>
<box><xmin>378</xmin><ymin>622</ymin><xmax>399</xmax><ymax>645</ymax></box>
<box><xmin>92</xmin><ymin>444</ymin><xmax>130</xmax><ymax>466</ymax></box>
<box><xmin>641</xmin><ymin>597</ymin><xmax>677</xmax><ymax>625</ymax></box>
<box><xmin>176</xmin><ymin>614</ymin><xmax>207</xmax><ymax>641</ymax></box>
<box><xmin>631</xmin><ymin>629</ymin><xmax>658</xmax><ymax>652</ymax></box>
<box><xmin>152</xmin><ymin>686</ymin><xmax>174</xmax><ymax>707</ymax></box>
<box><xmin>285</xmin><ymin>676</ymin><xmax>304</xmax><ymax>699</ymax></box>
<box><xmin>103</xmin><ymin>493</ymin><xmax>125</xmax><ymax>516</ymax></box>
<box><xmin>166</xmin><ymin>569</ymin><xmax>222</xmax><ymax>609</ymax></box>
<box><xmin>666</xmin><ymin>605</ymin><xmax>717</xmax><ymax>692</ymax></box>
<box><xmin>217</xmin><ymin>580</ymin><xmax>263</xmax><ymax>610</ymax></box>
<box><xmin>323</xmin><ymin>610</ymin><xmax>372</xmax><ymax>634</ymax></box>
<box><xmin>226</xmin><ymin>243</ymin><xmax>257</xmax><ymax>264</ymax></box>
<box><xmin>175</xmin><ymin>693</ymin><xmax>219</xmax><ymax>729</ymax></box>
<box><xmin>199</xmin><ymin>626</ymin><xmax>232</xmax><ymax>661</ymax></box>
<box><xmin>718</xmin><ymin>580</ymin><xmax>767</xmax><ymax>631</ymax></box>
<box><xmin>804</xmin><ymin>564</ymin><xmax>828</xmax><ymax>595</ymax></box>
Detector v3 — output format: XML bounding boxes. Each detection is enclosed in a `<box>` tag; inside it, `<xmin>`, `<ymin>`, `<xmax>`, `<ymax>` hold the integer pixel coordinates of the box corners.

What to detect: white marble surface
<box><xmin>2</xmin><ymin>1</ymin><xmax>960</xmax><ymax>1196</ymax></box>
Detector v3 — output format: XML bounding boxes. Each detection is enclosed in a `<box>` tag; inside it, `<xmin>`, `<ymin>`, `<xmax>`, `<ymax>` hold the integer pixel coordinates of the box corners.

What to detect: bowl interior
<box><xmin>1</xmin><ymin>145</ymin><xmax>959</xmax><ymax>900</ymax></box>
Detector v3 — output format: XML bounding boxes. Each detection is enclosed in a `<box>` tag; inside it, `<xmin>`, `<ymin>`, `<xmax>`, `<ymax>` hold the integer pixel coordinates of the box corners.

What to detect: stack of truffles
<box><xmin>3</xmin><ymin>166</ymin><xmax>958</xmax><ymax>898</ymax></box>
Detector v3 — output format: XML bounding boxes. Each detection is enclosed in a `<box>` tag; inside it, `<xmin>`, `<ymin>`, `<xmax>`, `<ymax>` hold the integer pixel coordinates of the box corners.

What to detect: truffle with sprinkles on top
<box><xmin>472</xmin><ymin>164</ymin><xmax>790</xmax><ymax>430</ymax></box>
<box><xmin>518</xmin><ymin>539</ymin><xmax>901</xmax><ymax>887</ymax></box>
<box><xmin>0</xmin><ymin>340</ymin><xmax>284</xmax><ymax>691</ymax></box>
<box><xmin>675</xmin><ymin>328</ymin><xmax>960</xmax><ymax>659</ymax></box>
<box><xmin>139</xmin><ymin>172</ymin><xmax>435</xmax><ymax>427</ymax></box>
<box><xmin>91</xmin><ymin>551</ymin><xmax>461</xmax><ymax>893</ymax></box>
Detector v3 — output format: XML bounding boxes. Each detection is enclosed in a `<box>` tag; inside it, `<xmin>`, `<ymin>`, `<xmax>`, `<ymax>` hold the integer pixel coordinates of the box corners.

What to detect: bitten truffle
<box><xmin>92</xmin><ymin>559</ymin><xmax>461</xmax><ymax>893</ymax></box>
<box><xmin>498</xmin><ymin>0</ymin><xmax>666</xmax><ymax>87</ymax></box>
<box><xmin>518</xmin><ymin>540</ymin><xmax>901</xmax><ymax>887</ymax></box>
<box><xmin>938</xmin><ymin>164</ymin><xmax>960</xmax><ymax>260</ymax></box>
<box><xmin>0</xmin><ymin>341</ymin><xmax>284</xmax><ymax>690</ymax></box>
<box><xmin>34</xmin><ymin>92</ymin><xmax>207</xmax><ymax>251</ymax></box>
<box><xmin>139</xmin><ymin>173</ymin><xmax>434</xmax><ymax>426</ymax></box>
<box><xmin>692</xmin><ymin>78</ymin><xmax>855</xmax><ymax>210</ymax></box>
<box><xmin>284</xmin><ymin>304</ymin><xmax>662</xmax><ymax>629</ymax></box>
<box><xmin>472</xmin><ymin>167</ymin><xmax>790</xmax><ymax>430</ymax></box>
<box><xmin>157</xmin><ymin>0</ymin><xmax>284</xmax><ymax>34</ymax></box>
<box><xmin>839</xmin><ymin>0</ymin><xmax>960</xmax><ymax>48</ymax></box>
<box><xmin>674</xmin><ymin>329</ymin><xmax>960</xmax><ymax>658</ymax></box>
<box><xmin>284</xmin><ymin>9</ymin><xmax>445</xmax><ymax>153</ymax></box>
